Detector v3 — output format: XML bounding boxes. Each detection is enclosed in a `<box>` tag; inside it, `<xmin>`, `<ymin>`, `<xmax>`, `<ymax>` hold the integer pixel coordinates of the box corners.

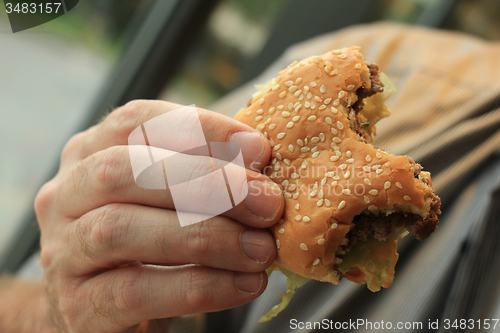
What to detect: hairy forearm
<box><xmin>0</xmin><ymin>276</ymin><xmax>55</xmax><ymax>333</ymax></box>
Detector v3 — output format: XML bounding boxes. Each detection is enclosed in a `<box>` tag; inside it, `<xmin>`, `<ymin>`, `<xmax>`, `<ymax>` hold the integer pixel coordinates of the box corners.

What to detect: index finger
<box><xmin>69</xmin><ymin>100</ymin><xmax>271</xmax><ymax>170</ymax></box>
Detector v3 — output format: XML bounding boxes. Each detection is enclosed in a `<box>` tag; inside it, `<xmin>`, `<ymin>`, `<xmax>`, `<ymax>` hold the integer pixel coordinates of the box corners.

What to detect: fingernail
<box><xmin>229</xmin><ymin>132</ymin><xmax>265</xmax><ymax>166</ymax></box>
<box><xmin>244</xmin><ymin>180</ymin><xmax>282</xmax><ymax>220</ymax></box>
<box><xmin>241</xmin><ymin>229</ymin><xmax>274</xmax><ymax>263</ymax></box>
<box><xmin>235</xmin><ymin>272</ymin><xmax>263</xmax><ymax>294</ymax></box>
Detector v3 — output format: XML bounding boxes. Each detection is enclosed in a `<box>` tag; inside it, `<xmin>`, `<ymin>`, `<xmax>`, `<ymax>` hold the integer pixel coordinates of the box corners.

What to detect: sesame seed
<box><xmin>331</xmin><ymin>222</ymin><xmax>338</xmax><ymax>229</ymax></box>
<box><xmin>324</xmin><ymin>98</ymin><xmax>332</xmax><ymax>105</ymax></box>
<box><xmin>295</xmin><ymin>77</ymin><xmax>302</xmax><ymax>84</ymax></box>
<box><xmin>282</xmin><ymin>111</ymin><xmax>290</xmax><ymax>117</ymax></box>
<box><xmin>300</xmin><ymin>243</ymin><xmax>308</xmax><ymax>251</ymax></box>
<box><xmin>269</xmin><ymin>124</ymin><xmax>276</xmax><ymax>130</ymax></box>
<box><xmin>313</xmin><ymin>56</ymin><xmax>320</xmax><ymax>63</ymax></box>
<box><xmin>273</xmin><ymin>144</ymin><xmax>281</xmax><ymax>150</ymax></box>
<box><xmin>276</xmin><ymin>239</ymin><xmax>280</xmax><ymax>249</ymax></box>
<box><xmin>278</xmin><ymin>228</ymin><xmax>284</xmax><ymax>234</ymax></box>
<box><xmin>284</xmin><ymin>192</ymin><xmax>291</xmax><ymax>199</ymax></box>
<box><xmin>337</xmin><ymin>53</ymin><xmax>347</xmax><ymax>59</ymax></box>
<box><xmin>310</xmin><ymin>190</ymin><xmax>317</xmax><ymax>197</ymax></box>
<box><xmin>288</xmin><ymin>144</ymin><xmax>294</xmax><ymax>152</ymax></box>
<box><xmin>292</xmin><ymin>116</ymin><xmax>300</xmax><ymax>121</ymax></box>
<box><xmin>277</xmin><ymin>105</ymin><xmax>284</xmax><ymax>110</ymax></box>
<box><xmin>269</xmin><ymin>139</ymin><xmax>275</xmax><ymax>147</ymax></box>
<box><xmin>333</xmin><ymin>137</ymin><xmax>342</xmax><ymax>143</ymax></box>
<box><xmin>277</xmin><ymin>132</ymin><xmax>286</xmax><ymax>139</ymax></box>
<box><xmin>317</xmin><ymin>199</ymin><xmax>324</xmax><ymax>206</ymax></box>
<box><xmin>331</xmin><ymin>181</ymin><xmax>338</xmax><ymax>186</ymax></box>
<box><xmin>274</xmin><ymin>163</ymin><xmax>281</xmax><ymax>171</ymax></box>
<box><xmin>384</xmin><ymin>181</ymin><xmax>391</xmax><ymax>189</ymax></box>
<box><xmin>286</xmin><ymin>122</ymin><xmax>294</xmax><ymax>129</ymax></box>
<box><xmin>333</xmin><ymin>99</ymin><xmax>340</xmax><ymax>106</ymax></box>
<box><xmin>404</xmin><ymin>195</ymin><xmax>411</xmax><ymax>201</ymax></box>
<box><xmin>270</xmin><ymin>172</ymin><xmax>276</xmax><ymax>179</ymax></box>
<box><xmin>376</xmin><ymin>169</ymin><xmax>383</xmax><ymax>174</ymax></box>
<box><xmin>278</xmin><ymin>218</ymin><xmax>285</xmax><ymax>224</ymax></box>
<box><xmin>343</xmin><ymin>189</ymin><xmax>351</xmax><ymax>195</ymax></box>
<box><xmin>362</xmin><ymin>166</ymin><xmax>370</xmax><ymax>172</ymax></box>
<box><xmin>269</xmin><ymin>107</ymin><xmax>275</xmax><ymax>114</ymax></box>
<box><xmin>396</xmin><ymin>182</ymin><xmax>403</xmax><ymax>189</ymax></box>
<box><xmin>332</xmin><ymin>49</ymin><xmax>341</xmax><ymax>54</ymax></box>
<box><xmin>318</xmin><ymin>189</ymin><xmax>324</xmax><ymax>198</ymax></box>
<box><xmin>384</xmin><ymin>162</ymin><xmax>391</xmax><ymax>167</ymax></box>
<box><xmin>376</xmin><ymin>152</ymin><xmax>382</xmax><ymax>159</ymax></box>
<box><xmin>276</xmin><ymin>153</ymin><xmax>282</xmax><ymax>160</ymax></box>
<box><xmin>293</xmin><ymin>192</ymin><xmax>299</xmax><ymax>199</ymax></box>
<box><xmin>255</xmin><ymin>116</ymin><xmax>262</xmax><ymax>121</ymax></box>
<box><xmin>304</xmin><ymin>86</ymin><xmax>309</xmax><ymax>92</ymax></box>
<box><xmin>311</xmin><ymin>146</ymin><xmax>318</xmax><ymax>153</ymax></box>
<box><xmin>256</xmin><ymin>109</ymin><xmax>264</xmax><ymax>115</ymax></box>
<box><xmin>355</xmin><ymin>63</ymin><xmax>362</xmax><ymax>69</ymax></box>
<box><xmin>301</xmin><ymin>161</ymin><xmax>307</xmax><ymax>169</ymax></box>
<box><xmin>369</xmin><ymin>189</ymin><xmax>379</xmax><ymax>196</ymax></box>
<box><xmin>325</xmin><ymin>199</ymin><xmax>331</xmax><ymax>207</ymax></box>
<box><xmin>314</xmin><ymin>96</ymin><xmax>322</xmax><ymax>102</ymax></box>
<box><xmin>264</xmin><ymin>118</ymin><xmax>271</xmax><ymax>124</ymax></box>
<box><xmin>331</xmin><ymin>106</ymin><xmax>338</xmax><ymax>114</ymax></box>
<box><xmin>295</xmin><ymin>215</ymin><xmax>301</xmax><ymax>221</ymax></box>
<box><xmin>368</xmin><ymin>205</ymin><xmax>378</xmax><ymax>212</ymax></box>
<box><xmin>364</xmin><ymin>195</ymin><xmax>370</xmax><ymax>203</ymax></box>
<box><xmin>335</xmin><ymin>150</ymin><xmax>342</xmax><ymax>156</ymax></box>
<box><xmin>300</xmin><ymin>147</ymin><xmax>310</xmax><ymax>152</ymax></box>
<box><xmin>365</xmin><ymin>155</ymin><xmax>372</xmax><ymax>162</ymax></box>
<box><xmin>308</xmin><ymin>115</ymin><xmax>317</xmax><ymax>121</ymax></box>
<box><xmin>339</xmin><ymin>164</ymin><xmax>347</xmax><ymax>170</ymax></box>
<box><xmin>338</xmin><ymin>91</ymin><xmax>346</xmax><ymax>99</ymax></box>
<box><xmin>305</xmin><ymin>101</ymin><xmax>310</xmax><ymax>108</ymax></box>
<box><xmin>330</xmin><ymin>68</ymin><xmax>339</xmax><ymax>75</ymax></box>
<box><xmin>311</xmin><ymin>137</ymin><xmax>320</xmax><ymax>143</ymax></box>
<box><xmin>289</xmin><ymin>85</ymin><xmax>298</xmax><ymax>93</ymax></box>
<box><xmin>299</xmin><ymin>94</ymin><xmax>304</xmax><ymax>100</ymax></box>
<box><xmin>310</xmin><ymin>102</ymin><xmax>316</xmax><ymax>110</ymax></box>
<box><xmin>347</xmin><ymin>85</ymin><xmax>355</xmax><ymax>91</ymax></box>
<box><xmin>288</xmin><ymin>102</ymin><xmax>293</xmax><ymax>110</ymax></box>
<box><xmin>330</xmin><ymin>156</ymin><xmax>339</xmax><ymax>163</ymax></box>
<box><xmin>288</xmin><ymin>184</ymin><xmax>297</xmax><ymax>191</ymax></box>
<box><xmin>312</xmin><ymin>152</ymin><xmax>320</xmax><ymax>158</ymax></box>
<box><xmin>272</xmin><ymin>84</ymin><xmax>280</xmax><ymax>91</ymax></box>
<box><xmin>285</xmin><ymin>80</ymin><xmax>293</xmax><ymax>86</ymax></box>
<box><xmin>325</xmin><ymin>171</ymin><xmax>335</xmax><ymax>177</ymax></box>
<box><xmin>310</xmin><ymin>82</ymin><xmax>317</xmax><ymax>87</ymax></box>
<box><xmin>295</xmin><ymin>203</ymin><xmax>300</xmax><ymax>210</ymax></box>
<box><xmin>279</xmin><ymin>91</ymin><xmax>287</xmax><ymax>98</ymax></box>
<box><xmin>313</xmin><ymin>258</ymin><xmax>320</xmax><ymax>266</ymax></box>
<box><xmin>338</xmin><ymin>200</ymin><xmax>346</xmax><ymax>209</ymax></box>
<box><xmin>284</xmin><ymin>159</ymin><xmax>291</xmax><ymax>165</ymax></box>
<box><xmin>318</xmin><ymin>238</ymin><xmax>325</xmax><ymax>245</ymax></box>
<box><xmin>320</xmin><ymin>85</ymin><xmax>326</xmax><ymax>93</ymax></box>
<box><xmin>302</xmin><ymin>216</ymin><xmax>311</xmax><ymax>222</ymax></box>
<box><xmin>325</xmin><ymin>117</ymin><xmax>333</xmax><ymax>125</ymax></box>
<box><xmin>245</xmin><ymin>110</ymin><xmax>251</xmax><ymax>116</ymax></box>
<box><xmin>319</xmin><ymin>133</ymin><xmax>325</xmax><ymax>141</ymax></box>
<box><xmin>297</xmin><ymin>139</ymin><xmax>304</xmax><ymax>146</ymax></box>
<box><xmin>364</xmin><ymin>178</ymin><xmax>371</xmax><ymax>185</ymax></box>
<box><xmin>372</xmin><ymin>165</ymin><xmax>381</xmax><ymax>170</ymax></box>
<box><xmin>347</xmin><ymin>158</ymin><xmax>354</xmax><ymax>163</ymax></box>
<box><xmin>331</xmin><ymin>128</ymin><xmax>338</xmax><ymax>135</ymax></box>
<box><xmin>281</xmin><ymin>179</ymin><xmax>289</xmax><ymax>186</ymax></box>
<box><xmin>272</xmin><ymin>158</ymin><xmax>277</xmax><ymax>165</ymax></box>
<box><xmin>291</xmin><ymin>173</ymin><xmax>299</xmax><ymax>179</ymax></box>
<box><xmin>337</xmin><ymin>121</ymin><xmax>344</xmax><ymax>130</ymax></box>
<box><xmin>257</xmin><ymin>124</ymin><xmax>265</xmax><ymax>130</ymax></box>
<box><xmin>344</xmin><ymin>171</ymin><xmax>351</xmax><ymax>179</ymax></box>
<box><xmin>294</xmin><ymin>90</ymin><xmax>302</xmax><ymax>97</ymax></box>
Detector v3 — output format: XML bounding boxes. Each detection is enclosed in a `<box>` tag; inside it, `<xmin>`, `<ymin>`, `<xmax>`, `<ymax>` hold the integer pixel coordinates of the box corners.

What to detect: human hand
<box><xmin>35</xmin><ymin>101</ymin><xmax>284</xmax><ymax>332</ymax></box>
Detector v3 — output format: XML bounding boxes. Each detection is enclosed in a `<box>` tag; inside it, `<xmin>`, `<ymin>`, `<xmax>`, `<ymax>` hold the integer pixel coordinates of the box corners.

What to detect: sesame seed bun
<box><xmin>234</xmin><ymin>47</ymin><xmax>441</xmax><ymax>290</ymax></box>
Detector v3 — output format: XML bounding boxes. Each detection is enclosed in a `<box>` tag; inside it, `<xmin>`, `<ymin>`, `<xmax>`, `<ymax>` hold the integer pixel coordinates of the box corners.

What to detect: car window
<box><xmin>0</xmin><ymin>0</ymin><xmax>152</xmax><ymax>257</ymax></box>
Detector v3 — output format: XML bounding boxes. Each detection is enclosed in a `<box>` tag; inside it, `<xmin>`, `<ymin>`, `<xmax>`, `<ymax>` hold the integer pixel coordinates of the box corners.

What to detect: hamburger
<box><xmin>233</xmin><ymin>46</ymin><xmax>441</xmax><ymax>321</ymax></box>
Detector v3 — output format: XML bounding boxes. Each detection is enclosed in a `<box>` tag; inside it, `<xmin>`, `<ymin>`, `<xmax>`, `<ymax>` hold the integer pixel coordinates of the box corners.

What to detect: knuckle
<box><xmin>93</xmin><ymin>147</ymin><xmax>129</xmax><ymax>196</ymax></box>
<box><xmin>185</xmin><ymin>220</ymin><xmax>216</xmax><ymax>257</ymax></box>
<box><xmin>88</xmin><ymin>204</ymin><xmax>124</xmax><ymax>256</ymax></box>
<box><xmin>108</xmin><ymin>100</ymin><xmax>149</xmax><ymax>141</ymax></box>
<box><xmin>182</xmin><ymin>268</ymin><xmax>212</xmax><ymax>313</ymax></box>
<box><xmin>60</xmin><ymin>131</ymin><xmax>85</xmax><ymax>164</ymax></box>
<box><xmin>112</xmin><ymin>270</ymin><xmax>142</xmax><ymax>314</ymax></box>
<box><xmin>34</xmin><ymin>181</ymin><xmax>57</xmax><ymax>224</ymax></box>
